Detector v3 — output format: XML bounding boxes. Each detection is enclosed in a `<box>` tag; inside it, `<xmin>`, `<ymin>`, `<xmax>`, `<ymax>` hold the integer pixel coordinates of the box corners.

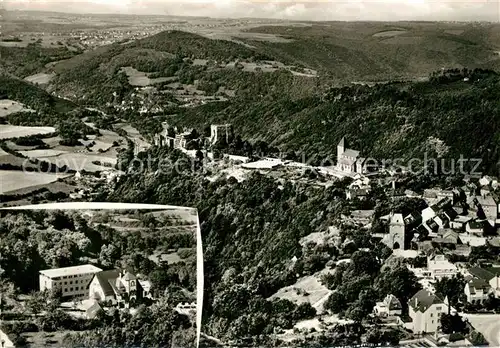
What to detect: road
<box><xmin>463</xmin><ymin>313</ymin><xmax>500</xmax><ymax>347</ymax></box>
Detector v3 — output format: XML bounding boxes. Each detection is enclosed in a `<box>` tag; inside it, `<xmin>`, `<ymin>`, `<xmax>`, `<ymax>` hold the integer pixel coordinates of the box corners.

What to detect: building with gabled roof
<box><xmin>464</xmin><ymin>277</ymin><xmax>491</xmax><ymax>304</ymax></box>
<box><xmin>373</xmin><ymin>294</ymin><xmax>403</xmax><ymax>318</ymax></box>
<box><xmin>408</xmin><ymin>289</ymin><xmax>449</xmax><ymax>334</ymax></box>
<box><xmin>88</xmin><ymin>269</ymin><xmax>152</xmax><ymax>307</ymax></box>
<box><xmin>336</xmin><ymin>137</ymin><xmax>368</xmax><ymax>174</ymax></box>
<box><xmin>466</xmin><ymin>267</ymin><xmax>500</xmax><ymax>297</ymax></box>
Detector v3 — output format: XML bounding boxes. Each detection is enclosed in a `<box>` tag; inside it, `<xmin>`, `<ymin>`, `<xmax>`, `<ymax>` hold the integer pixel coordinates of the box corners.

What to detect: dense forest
<box><xmin>0</xmin><ymin>209</ymin><xmax>197</xmax><ymax>346</ymax></box>
<box><xmin>102</xmin><ymin>146</ymin><xmax>466</xmax><ymax>345</ymax></box>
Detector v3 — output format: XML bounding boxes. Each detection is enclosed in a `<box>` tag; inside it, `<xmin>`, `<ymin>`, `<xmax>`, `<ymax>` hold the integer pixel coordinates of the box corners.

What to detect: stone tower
<box><xmin>387</xmin><ymin>213</ymin><xmax>406</xmax><ymax>250</ymax></box>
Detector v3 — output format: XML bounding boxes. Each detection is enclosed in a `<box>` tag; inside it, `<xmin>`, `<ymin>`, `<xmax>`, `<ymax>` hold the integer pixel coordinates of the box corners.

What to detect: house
<box><xmin>450</xmin><ymin>215</ymin><xmax>472</xmax><ymax>231</ymax></box>
<box><xmin>336</xmin><ymin>137</ymin><xmax>368</xmax><ymax>174</ymax></box>
<box><xmin>39</xmin><ymin>264</ymin><xmax>103</xmax><ymax>301</ymax></box>
<box><xmin>479</xmin><ymin>176</ymin><xmax>493</xmax><ymax>187</ymax></box>
<box><xmin>427</xmin><ymin>254</ymin><xmax>458</xmax><ymax>280</ymax></box>
<box><xmin>460</xmin><ymin>235</ymin><xmax>487</xmax><ymax>247</ymax></box>
<box><xmin>464</xmin><ymin>277</ymin><xmax>491</xmax><ymax>304</ymax></box>
<box><xmin>469</xmin><ymin>195</ymin><xmax>499</xmax><ymax>223</ymax></box>
<box><xmin>466</xmin><ymin>220</ymin><xmax>486</xmax><ymax>236</ymax></box>
<box><xmin>88</xmin><ymin>270</ymin><xmax>152</xmax><ymax>307</ymax></box>
<box><xmin>467</xmin><ymin>267</ymin><xmax>500</xmax><ymax>297</ymax></box>
<box><xmin>84</xmin><ymin>300</ymin><xmax>103</xmax><ymax>319</ymax></box>
<box><xmin>174</xmin><ymin>302</ymin><xmax>197</xmax><ymax>317</ymax></box>
<box><xmin>443</xmin><ymin>208</ymin><xmax>458</xmax><ymax>223</ymax></box>
<box><xmin>423</xmin><ymin>218</ymin><xmax>440</xmax><ymax>235</ymax></box>
<box><xmin>408</xmin><ymin>289</ymin><xmax>449</xmax><ymax>334</ymax></box>
<box><xmin>432</xmin><ymin>230</ymin><xmax>459</xmax><ymax>245</ymax></box>
<box><xmin>422</xmin><ymin>206</ymin><xmax>439</xmax><ymax>223</ymax></box>
<box><xmin>210</xmin><ymin>124</ymin><xmax>234</xmax><ymax>144</ymax></box>
<box><xmin>346</xmin><ymin>188</ymin><xmax>370</xmax><ymax>200</ymax></box>
<box><xmin>373</xmin><ymin>294</ymin><xmax>403</xmax><ymax>318</ymax></box>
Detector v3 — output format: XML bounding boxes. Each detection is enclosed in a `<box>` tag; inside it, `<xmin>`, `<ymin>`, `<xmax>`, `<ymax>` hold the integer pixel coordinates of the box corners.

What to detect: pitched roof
<box><xmin>468</xmin><ymin>278</ymin><xmax>490</xmax><ymax>293</ymax></box>
<box><xmin>468</xmin><ymin>267</ymin><xmax>498</xmax><ymax>282</ymax></box>
<box><xmin>122</xmin><ymin>271</ymin><xmax>137</xmax><ymax>281</ymax></box>
<box><xmin>385</xmin><ymin>294</ymin><xmax>402</xmax><ymax>310</ymax></box>
<box><xmin>409</xmin><ymin>290</ymin><xmax>445</xmax><ymax>313</ymax></box>
<box><xmin>93</xmin><ymin>270</ymin><xmax>120</xmax><ymax>297</ymax></box>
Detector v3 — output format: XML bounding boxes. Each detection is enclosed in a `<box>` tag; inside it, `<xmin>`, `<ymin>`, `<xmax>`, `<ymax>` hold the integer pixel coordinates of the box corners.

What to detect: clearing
<box><xmin>0</xmin><ymin>99</ymin><xmax>34</xmax><ymax>117</ymax></box>
<box><xmin>268</xmin><ymin>268</ymin><xmax>334</xmax><ymax>315</ymax></box>
<box><xmin>24</xmin><ymin>72</ymin><xmax>56</xmax><ymax>85</ymax></box>
<box><xmin>0</xmin><ymin>170</ymin><xmax>69</xmax><ymax>194</ymax></box>
<box><xmin>120</xmin><ymin>66</ymin><xmax>175</xmax><ymax>87</ymax></box>
<box><xmin>0</xmin><ymin>125</ymin><xmax>55</xmax><ymax>139</ymax></box>
<box><xmin>373</xmin><ymin>30</ymin><xmax>408</xmax><ymax>37</ymax></box>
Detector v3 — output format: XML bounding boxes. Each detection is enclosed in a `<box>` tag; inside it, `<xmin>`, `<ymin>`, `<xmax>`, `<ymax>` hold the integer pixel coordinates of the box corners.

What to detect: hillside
<box><xmin>45</xmin><ymin>23</ymin><xmax>500</xmax><ymax>101</ymax></box>
<box><xmin>245</xmin><ymin>22</ymin><xmax>500</xmax><ymax>80</ymax></box>
<box><xmin>0</xmin><ymin>74</ymin><xmax>75</xmax><ymax>114</ymax></box>
<box><xmin>168</xmin><ymin>68</ymin><xmax>500</xmax><ymax>176</ymax></box>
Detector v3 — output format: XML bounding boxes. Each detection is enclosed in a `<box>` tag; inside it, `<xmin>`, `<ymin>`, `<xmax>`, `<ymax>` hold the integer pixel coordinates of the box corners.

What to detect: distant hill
<box><xmin>244</xmin><ymin>22</ymin><xmax>500</xmax><ymax>81</ymax></box>
<box><xmin>45</xmin><ymin>23</ymin><xmax>500</xmax><ymax>99</ymax></box>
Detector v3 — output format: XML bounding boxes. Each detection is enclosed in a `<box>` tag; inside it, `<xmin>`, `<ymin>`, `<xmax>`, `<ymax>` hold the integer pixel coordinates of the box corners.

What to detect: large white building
<box><xmin>427</xmin><ymin>254</ymin><xmax>458</xmax><ymax>280</ymax></box>
<box><xmin>39</xmin><ymin>264</ymin><xmax>103</xmax><ymax>300</ymax></box>
<box><xmin>408</xmin><ymin>289</ymin><xmax>450</xmax><ymax>334</ymax></box>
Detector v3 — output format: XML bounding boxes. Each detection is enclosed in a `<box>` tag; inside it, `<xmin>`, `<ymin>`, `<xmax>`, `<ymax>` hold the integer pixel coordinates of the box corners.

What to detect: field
<box><xmin>0</xmin><ymin>125</ymin><xmax>55</xmax><ymax>139</ymax></box>
<box><xmin>0</xmin><ymin>170</ymin><xmax>69</xmax><ymax>194</ymax></box>
<box><xmin>0</xmin><ymin>99</ymin><xmax>33</xmax><ymax>117</ymax></box>
<box><xmin>24</xmin><ymin>72</ymin><xmax>56</xmax><ymax>85</ymax></box>
<box><xmin>120</xmin><ymin>66</ymin><xmax>175</xmax><ymax>87</ymax></box>
<box><xmin>268</xmin><ymin>268</ymin><xmax>334</xmax><ymax>315</ymax></box>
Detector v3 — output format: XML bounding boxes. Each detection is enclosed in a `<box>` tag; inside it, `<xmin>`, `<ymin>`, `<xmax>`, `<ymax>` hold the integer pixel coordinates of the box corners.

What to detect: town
<box><xmin>151</xmin><ymin>123</ymin><xmax>500</xmax><ymax>346</ymax></box>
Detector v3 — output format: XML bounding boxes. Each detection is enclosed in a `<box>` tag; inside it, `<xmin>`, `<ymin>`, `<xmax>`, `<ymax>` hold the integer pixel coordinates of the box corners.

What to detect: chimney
<box><xmin>414</xmin><ymin>298</ymin><xmax>418</xmax><ymax>307</ymax></box>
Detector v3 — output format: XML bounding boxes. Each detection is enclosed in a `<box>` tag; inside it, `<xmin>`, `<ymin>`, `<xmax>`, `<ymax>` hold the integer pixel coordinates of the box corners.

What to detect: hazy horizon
<box><xmin>3</xmin><ymin>0</ymin><xmax>500</xmax><ymax>22</ymax></box>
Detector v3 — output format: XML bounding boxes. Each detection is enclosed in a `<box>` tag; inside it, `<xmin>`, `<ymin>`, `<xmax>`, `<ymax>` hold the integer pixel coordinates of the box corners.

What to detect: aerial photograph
<box><xmin>1</xmin><ymin>0</ymin><xmax>500</xmax><ymax>347</ymax></box>
<box><xmin>0</xmin><ymin>203</ymin><xmax>199</xmax><ymax>348</ymax></box>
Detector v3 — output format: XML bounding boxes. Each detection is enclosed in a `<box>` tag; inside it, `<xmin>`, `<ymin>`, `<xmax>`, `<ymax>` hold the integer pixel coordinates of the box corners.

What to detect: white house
<box><xmin>373</xmin><ymin>294</ymin><xmax>403</xmax><ymax>318</ymax></box>
<box><xmin>464</xmin><ymin>278</ymin><xmax>491</xmax><ymax>304</ymax></box>
<box><xmin>89</xmin><ymin>269</ymin><xmax>152</xmax><ymax>307</ymax></box>
<box><xmin>467</xmin><ymin>267</ymin><xmax>500</xmax><ymax>298</ymax></box>
<box><xmin>408</xmin><ymin>289</ymin><xmax>450</xmax><ymax>334</ymax></box>
<box><xmin>427</xmin><ymin>254</ymin><xmax>458</xmax><ymax>280</ymax></box>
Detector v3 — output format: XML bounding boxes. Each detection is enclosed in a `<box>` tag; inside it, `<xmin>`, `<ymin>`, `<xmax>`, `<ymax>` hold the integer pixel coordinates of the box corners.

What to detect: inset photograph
<box><xmin>0</xmin><ymin>203</ymin><xmax>201</xmax><ymax>348</ymax></box>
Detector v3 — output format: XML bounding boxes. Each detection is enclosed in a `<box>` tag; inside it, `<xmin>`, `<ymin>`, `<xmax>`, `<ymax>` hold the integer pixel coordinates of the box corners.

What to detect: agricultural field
<box><xmin>0</xmin><ymin>125</ymin><xmax>55</xmax><ymax>139</ymax></box>
<box><xmin>24</xmin><ymin>72</ymin><xmax>56</xmax><ymax>85</ymax></box>
<box><xmin>120</xmin><ymin>66</ymin><xmax>175</xmax><ymax>87</ymax></box>
<box><xmin>0</xmin><ymin>99</ymin><xmax>34</xmax><ymax>117</ymax></box>
<box><xmin>0</xmin><ymin>170</ymin><xmax>70</xmax><ymax>194</ymax></box>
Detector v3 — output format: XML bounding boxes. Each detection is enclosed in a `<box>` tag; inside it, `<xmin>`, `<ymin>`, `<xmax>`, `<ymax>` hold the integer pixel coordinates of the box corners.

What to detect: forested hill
<box><xmin>0</xmin><ymin>74</ymin><xmax>75</xmax><ymax>114</ymax></box>
<box><xmin>168</xmin><ymin>68</ymin><xmax>500</xmax><ymax>176</ymax></box>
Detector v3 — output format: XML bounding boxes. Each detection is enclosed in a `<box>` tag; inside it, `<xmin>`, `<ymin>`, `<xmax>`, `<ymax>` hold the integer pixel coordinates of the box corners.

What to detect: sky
<box><xmin>3</xmin><ymin>0</ymin><xmax>500</xmax><ymax>22</ymax></box>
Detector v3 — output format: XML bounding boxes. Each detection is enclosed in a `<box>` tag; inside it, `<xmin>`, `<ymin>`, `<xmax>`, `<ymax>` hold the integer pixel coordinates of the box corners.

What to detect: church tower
<box><xmin>337</xmin><ymin>137</ymin><xmax>345</xmax><ymax>164</ymax></box>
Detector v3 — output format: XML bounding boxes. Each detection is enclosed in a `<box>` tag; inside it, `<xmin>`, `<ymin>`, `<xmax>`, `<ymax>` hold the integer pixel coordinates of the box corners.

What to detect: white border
<box><xmin>1</xmin><ymin>202</ymin><xmax>203</xmax><ymax>348</ymax></box>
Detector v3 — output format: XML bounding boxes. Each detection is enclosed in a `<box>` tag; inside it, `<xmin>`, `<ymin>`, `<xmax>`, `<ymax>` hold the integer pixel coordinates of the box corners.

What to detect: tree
<box><xmin>25</xmin><ymin>291</ymin><xmax>45</xmax><ymax>316</ymax></box>
<box><xmin>324</xmin><ymin>291</ymin><xmax>347</xmax><ymax>314</ymax></box>
<box><xmin>440</xmin><ymin>313</ymin><xmax>467</xmax><ymax>334</ymax></box>
<box><xmin>434</xmin><ymin>274</ymin><xmax>466</xmax><ymax>308</ymax></box>
<box><xmin>374</xmin><ymin>262</ymin><xmax>422</xmax><ymax>311</ymax></box>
